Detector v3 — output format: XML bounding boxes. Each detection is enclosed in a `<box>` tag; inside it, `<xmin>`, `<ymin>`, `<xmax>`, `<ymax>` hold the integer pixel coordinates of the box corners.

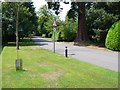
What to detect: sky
<box><xmin>32</xmin><ymin>0</ymin><xmax>71</xmax><ymax>21</ymax></box>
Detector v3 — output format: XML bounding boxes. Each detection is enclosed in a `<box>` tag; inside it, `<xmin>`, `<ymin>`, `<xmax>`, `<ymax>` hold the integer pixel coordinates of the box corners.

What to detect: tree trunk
<box><xmin>16</xmin><ymin>5</ymin><xmax>19</xmax><ymax>50</ymax></box>
<box><xmin>75</xmin><ymin>2</ymin><xmax>89</xmax><ymax>42</ymax></box>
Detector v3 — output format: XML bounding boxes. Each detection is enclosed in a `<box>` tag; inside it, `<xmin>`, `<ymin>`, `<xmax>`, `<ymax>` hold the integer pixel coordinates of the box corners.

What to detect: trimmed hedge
<box><xmin>105</xmin><ymin>20</ymin><xmax>120</xmax><ymax>51</ymax></box>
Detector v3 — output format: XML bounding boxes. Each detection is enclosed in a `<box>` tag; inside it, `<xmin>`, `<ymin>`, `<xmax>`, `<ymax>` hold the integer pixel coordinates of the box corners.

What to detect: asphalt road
<box><xmin>32</xmin><ymin>36</ymin><xmax>119</xmax><ymax>72</ymax></box>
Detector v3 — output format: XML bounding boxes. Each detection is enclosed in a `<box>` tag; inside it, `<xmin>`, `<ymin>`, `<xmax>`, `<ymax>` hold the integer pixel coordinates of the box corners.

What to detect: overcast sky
<box><xmin>32</xmin><ymin>0</ymin><xmax>71</xmax><ymax>21</ymax></box>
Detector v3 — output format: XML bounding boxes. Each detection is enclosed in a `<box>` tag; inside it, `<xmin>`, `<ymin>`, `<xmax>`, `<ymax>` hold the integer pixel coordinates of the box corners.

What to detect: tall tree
<box><xmin>76</xmin><ymin>2</ymin><xmax>89</xmax><ymax>41</ymax></box>
<box><xmin>2</xmin><ymin>2</ymin><xmax>38</xmax><ymax>45</ymax></box>
<box><xmin>37</xmin><ymin>5</ymin><xmax>54</xmax><ymax>36</ymax></box>
<box><xmin>93</xmin><ymin>2</ymin><xmax>120</xmax><ymax>20</ymax></box>
<box><xmin>85</xmin><ymin>2</ymin><xmax>119</xmax><ymax>43</ymax></box>
<box><xmin>48</xmin><ymin>2</ymin><xmax>89</xmax><ymax>42</ymax></box>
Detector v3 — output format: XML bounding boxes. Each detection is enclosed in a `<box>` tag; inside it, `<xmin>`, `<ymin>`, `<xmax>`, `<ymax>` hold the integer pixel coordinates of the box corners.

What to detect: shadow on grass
<box><xmin>2</xmin><ymin>37</ymin><xmax>49</xmax><ymax>49</ymax></box>
<box><xmin>7</xmin><ymin>42</ymin><xmax>35</xmax><ymax>47</ymax></box>
<box><xmin>6</xmin><ymin>37</ymin><xmax>36</xmax><ymax>47</ymax></box>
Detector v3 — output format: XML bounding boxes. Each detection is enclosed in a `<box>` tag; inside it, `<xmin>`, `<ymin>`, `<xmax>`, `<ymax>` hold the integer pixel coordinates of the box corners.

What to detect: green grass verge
<box><xmin>0</xmin><ymin>53</ymin><xmax>1</xmax><ymax>89</ymax></box>
<box><xmin>2</xmin><ymin>38</ymin><xmax>118</xmax><ymax>88</ymax></box>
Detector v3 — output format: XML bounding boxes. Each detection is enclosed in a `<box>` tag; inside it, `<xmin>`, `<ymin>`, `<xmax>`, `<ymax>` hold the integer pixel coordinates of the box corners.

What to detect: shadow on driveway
<box><xmin>32</xmin><ymin>38</ymin><xmax>52</xmax><ymax>42</ymax></box>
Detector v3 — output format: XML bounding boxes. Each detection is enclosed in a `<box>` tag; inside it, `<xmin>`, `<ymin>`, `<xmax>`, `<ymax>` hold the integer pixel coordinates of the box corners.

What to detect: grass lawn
<box><xmin>0</xmin><ymin>51</ymin><xmax>1</xmax><ymax>89</ymax></box>
<box><xmin>2</xmin><ymin>38</ymin><xmax>118</xmax><ymax>88</ymax></box>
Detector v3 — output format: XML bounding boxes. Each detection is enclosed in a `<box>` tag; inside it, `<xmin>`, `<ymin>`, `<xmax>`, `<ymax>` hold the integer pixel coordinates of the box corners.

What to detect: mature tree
<box><xmin>2</xmin><ymin>2</ymin><xmax>16</xmax><ymax>44</ymax></box>
<box><xmin>48</xmin><ymin>2</ymin><xmax>89</xmax><ymax>42</ymax></box>
<box><xmin>93</xmin><ymin>2</ymin><xmax>120</xmax><ymax>20</ymax></box>
<box><xmin>76</xmin><ymin>2</ymin><xmax>89</xmax><ymax>42</ymax></box>
<box><xmin>86</xmin><ymin>7</ymin><xmax>118</xmax><ymax>43</ymax></box>
<box><xmin>21</xmin><ymin>2</ymin><xmax>38</xmax><ymax>36</ymax></box>
<box><xmin>57</xmin><ymin>17</ymin><xmax>77</xmax><ymax>41</ymax></box>
<box><xmin>43</xmin><ymin>16</ymin><xmax>54</xmax><ymax>37</ymax></box>
<box><xmin>47</xmin><ymin>2</ymin><xmax>120</xmax><ymax>43</ymax></box>
<box><xmin>37</xmin><ymin>5</ymin><xmax>54</xmax><ymax>37</ymax></box>
<box><xmin>85</xmin><ymin>2</ymin><xmax>119</xmax><ymax>44</ymax></box>
<box><xmin>2</xmin><ymin>2</ymin><xmax>38</xmax><ymax>45</ymax></box>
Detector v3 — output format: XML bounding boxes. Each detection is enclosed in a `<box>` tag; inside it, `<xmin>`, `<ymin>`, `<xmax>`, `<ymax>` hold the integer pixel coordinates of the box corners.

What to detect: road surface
<box><xmin>32</xmin><ymin>36</ymin><xmax>119</xmax><ymax>72</ymax></box>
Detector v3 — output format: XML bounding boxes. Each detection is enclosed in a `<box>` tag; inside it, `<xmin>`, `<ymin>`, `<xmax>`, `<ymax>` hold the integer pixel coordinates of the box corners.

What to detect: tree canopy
<box><xmin>2</xmin><ymin>2</ymin><xmax>38</xmax><ymax>44</ymax></box>
<box><xmin>48</xmin><ymin>2</ymin><xmax>89</xmax><ymax>42</ymax></box>
<box><xmin>2</xmin><ymin>1</ymin><xmax>120</xmax><ymax>51</ymax></box>
<box><xmin>37</xmin><ymin>5</ymin><xmax>55</xmax><ymax>37</ymax></box>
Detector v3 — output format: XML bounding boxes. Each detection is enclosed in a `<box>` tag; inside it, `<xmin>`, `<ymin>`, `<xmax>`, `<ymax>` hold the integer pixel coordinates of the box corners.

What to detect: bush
<box><xmin>56</xmin><ymin>31</ymin><xmax>63</xmax><ymax>41</ymax></box>
<box><xmin>51</xmin><ymin>31</ymin><xmax>62</xmax><ymax>41</ymax></box>
<box><xmin>42</xmin><ymin>34</ymin><xmax>46</xmax><ymax>38</ymax></box>
<box><xmin>93</xmin><ymin>29</ymin><xmax>108</xmax><ymax>44</ymax></box>
<box><xmin>55</xmin><ymin>18</ymin><xmax>77</xmax><ymax>41</ymax></box>
<box><xmin>51</xmin><ymin>18</ymin><xmax>77</xmax><ymax>42</ymax></box>
<box><xmin>105</xmin><ymin>20</ymin><xmax>120</xmax><ymax>51</ymax></box>
<box><xmin>48</xmin><ymin>32</ymin><xmax>52</xmax><ymax>38</ymax></box>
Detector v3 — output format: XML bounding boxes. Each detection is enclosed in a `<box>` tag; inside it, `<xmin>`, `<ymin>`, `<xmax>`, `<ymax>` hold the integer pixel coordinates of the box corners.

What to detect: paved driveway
<box><xmin>32</xmin><ymin>36</ymin><xmax>119</xmax><ymax>72</ymax></box>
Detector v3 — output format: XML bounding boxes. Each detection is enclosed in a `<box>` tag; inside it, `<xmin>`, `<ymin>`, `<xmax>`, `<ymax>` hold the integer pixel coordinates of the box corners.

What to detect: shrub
<box><xmin>51</xmin><ymin>18</ymin><xmax>77</xmax><ymax>42</ymax></box>
<box><xmin>105</xmin><ymin>20</ymin><xmax>120</xmax><ymax>51</ymax></box>
<box><xmin>42</xmin><ymin>34</ymin><xmax>46</xmax><ymax>38</ymax></box>
<box><xmin>56</xmin><ymin>31</ymin><xmax>63</xmax><ymax>41</ymax></box>
<box><xmin>57</xmin><ymin>18</ymin><xmax>77</xmax><ymax>41</ymax></box>
<box><xmin>93</xmin><ymin>29</ymin><xmax>108</xmax><ymax>44</ymax></box>
<box><xmin>51</xmin><ymin>31</ymin><xmax>63</xmax><ymax>41</ymax></box>
<box><xmin>48</xmin><ymin>32</ymin><xmax>52</xmax><ymax>38</ymax></box>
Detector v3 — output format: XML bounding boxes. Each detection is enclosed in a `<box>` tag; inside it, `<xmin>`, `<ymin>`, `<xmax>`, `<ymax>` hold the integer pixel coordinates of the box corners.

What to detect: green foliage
<box><xmin>86</xmin><ymin>7</ymin><xmax>118</xmax><ymax>43</ymax></box>
<box><xmin>44</xmin><ymin>16</ymin><xmax>54</xmax><ymax>38</ymax></box>
<box><xmin>47</xmin><ymin>2</ymin><xmax>61</xmax><ymax>15</ymax></box>
<box><xmin>92</xmin><ymin>29</ymin><xmax>108</xmax><ymax>43</ymax></box>
<box><xmin>67</xmin><ymin>2</ymin><xmax>78</xmax><ymax>20</ymax></box>
<box><xmin>37</xmin><ymin>5</ymin><xmax>54</xmax><ymax>37</ymax></box>
<box><xmin>48</xmin><ymin>2</ymin><xmax>90</xmax><ymax>42</ymax></box>
<box><xmin>37</xmin><ymin>5</ymin><xmax>52</xmax><ymax>17</ymax></box>
<box><xmin>2</xmin><ymin>2</ymin><xmax>38</xmax><ymax>44</ymax></box>
<box><xmin>54</xmin><ymin>17</ymin><xmax>77</xmax><ymax>41</ymax></box>
<box><xmin>48</xmin><ymin>2</ymin><xmax>120</xmax><ymax>43</ymax></box>
<box><xmin>105</xmin><ymin>21</ymin><xmax>120</xmax><ymax>51</ymax></box>
<box><xmin>93</xmin><ymin>2</ymin><xmax>120</xmax><ymax>20</ymax></box>
<box><xmin>42</xmin><ymin>34</ymin><xmax>46</xmax><ymax>38</ymax></box>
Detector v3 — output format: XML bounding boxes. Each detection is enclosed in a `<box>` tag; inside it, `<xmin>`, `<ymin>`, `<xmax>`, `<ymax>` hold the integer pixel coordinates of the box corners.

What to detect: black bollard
<box><xmin>65</xmin><ymin>46</ymin><xmax>68</xmax><ymax>58</ymax></box>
